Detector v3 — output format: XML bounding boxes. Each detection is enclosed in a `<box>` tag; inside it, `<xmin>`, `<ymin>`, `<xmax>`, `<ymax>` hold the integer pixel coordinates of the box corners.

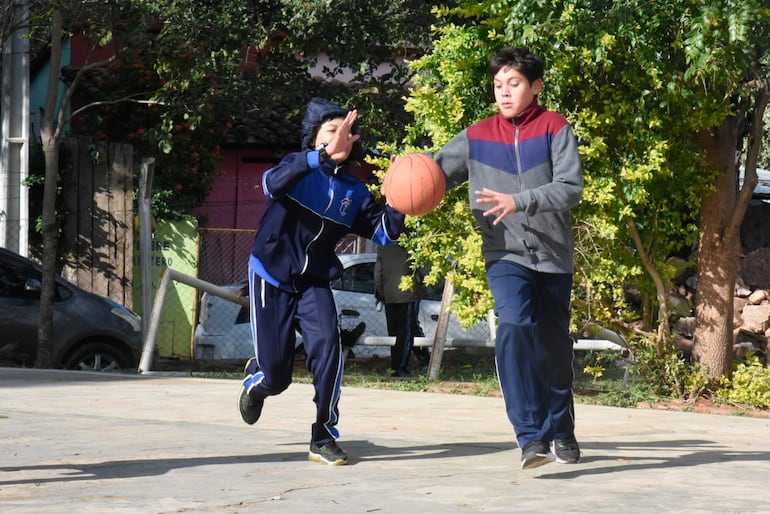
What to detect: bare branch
<box><xmin>66</xmin><ymin>94</ymin><xmax>164</xmax><ymax>125</ymax></box>
<box><xmin>0</xmin><ymin>0</ymin><xmax>30</xmax><ymax>52</ymax></box>
<box><xmin>728</xmin><ymin>85</ymin><xmax>770</xmax><ymax>234</ymax></box>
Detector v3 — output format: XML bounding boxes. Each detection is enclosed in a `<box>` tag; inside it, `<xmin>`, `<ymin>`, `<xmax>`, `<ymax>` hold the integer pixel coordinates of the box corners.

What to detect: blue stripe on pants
<box><xmin>248</xmin><ymin>259</ymin><xmax>344</xmax><ymax>445</ymax></box>
<box><xmin>486</xmin><ymin>260</ymin><xmax>575</xmax><ymax>449</ymax></box>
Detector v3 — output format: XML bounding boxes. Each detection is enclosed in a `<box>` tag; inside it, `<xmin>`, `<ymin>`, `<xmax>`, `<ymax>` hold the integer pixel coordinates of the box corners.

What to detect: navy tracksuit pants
<box><xmin>245</xmin><ymin>258</ymin><xmax>344</xmax><ymax>446</ymax></box>
<box><xmin>384</xmin><ymin>301</ymin><xmax>420</xmax><ymax>373</ymax></box>
<box><xmin>486</xmin><ymin>260</ymin><xmax>576</xmax><ymax>450</ymax></box>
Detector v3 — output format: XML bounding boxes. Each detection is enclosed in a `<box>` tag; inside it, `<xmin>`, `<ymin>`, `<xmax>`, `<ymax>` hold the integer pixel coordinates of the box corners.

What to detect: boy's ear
<box><xmin>532</xmin><ymin>78</ymin><xmax>544</xmax><ymax>95</ymax></box>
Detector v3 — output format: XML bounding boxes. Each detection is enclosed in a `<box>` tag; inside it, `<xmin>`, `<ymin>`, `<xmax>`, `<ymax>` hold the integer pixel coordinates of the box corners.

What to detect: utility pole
<box><xmin>0</xmin><ymin>0</ymin><xmax>30</xmax><ymax>255</ymax></box>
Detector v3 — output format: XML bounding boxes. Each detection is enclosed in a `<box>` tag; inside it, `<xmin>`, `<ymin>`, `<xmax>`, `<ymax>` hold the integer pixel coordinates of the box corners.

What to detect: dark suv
<box><xmin>0</xmin><ymin>247</ymin><xmax>143</xmax><ymax>372</ymax></box>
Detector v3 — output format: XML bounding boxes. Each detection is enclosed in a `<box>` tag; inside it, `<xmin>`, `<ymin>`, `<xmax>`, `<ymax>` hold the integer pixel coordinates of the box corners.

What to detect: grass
<box><xmin>173</xmin><ymin>348</ymin><xmax>770</xmax><ymax>417</ymax></box>
<box><xmin>197</xmin><ymin>346</ymin><xmax>634</xmax><ymax>404</ymax></box>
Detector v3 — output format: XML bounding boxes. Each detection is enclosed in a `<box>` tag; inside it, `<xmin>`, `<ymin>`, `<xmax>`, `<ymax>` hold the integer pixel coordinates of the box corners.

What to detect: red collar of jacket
<box><xmin>509</xmin><ymin>99</ymin><xmax>543</xmax><ymax>126</ymax></box>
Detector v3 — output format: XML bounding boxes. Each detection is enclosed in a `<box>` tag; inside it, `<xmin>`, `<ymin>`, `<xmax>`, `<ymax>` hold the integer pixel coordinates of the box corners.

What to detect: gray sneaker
<box><xmin>551</xmin><ymin>436</ymin><xmax>581</xmax><ymax>464</ymax></box>
<box><xmin>309</xmin><ymin>441</ymin><xmax>348</xmax><ymax>466</ymax></box>
<box><xmin>520</xmin><ymin>440</ymin><xmax>555</xmax><ymax>470</ymax></box>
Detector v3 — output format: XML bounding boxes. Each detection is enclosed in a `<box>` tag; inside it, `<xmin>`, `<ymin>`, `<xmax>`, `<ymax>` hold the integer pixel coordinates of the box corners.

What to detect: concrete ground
<box><xmin>1</xmin><ymin>367</ymin><xmax>769</xmax><ymax>513</ymax></box>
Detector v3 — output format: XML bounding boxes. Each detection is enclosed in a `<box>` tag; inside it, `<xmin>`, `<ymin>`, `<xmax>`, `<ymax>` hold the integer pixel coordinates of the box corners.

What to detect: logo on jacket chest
<box><xmin>340</xmin><ymin>197</ymin><xmax>352</xmax><ymax>217</ymax></box>
<box><xmin>339</xmin><ymin>190</ymin><xmax>354</xmax><ymax>217</ymax></box>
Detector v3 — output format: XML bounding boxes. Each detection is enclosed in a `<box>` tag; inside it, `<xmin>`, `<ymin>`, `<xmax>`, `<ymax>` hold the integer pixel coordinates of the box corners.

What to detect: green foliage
<box><xmin>629</xmin><ymin>336</ymin><xmax>709</xmax><ymax>401</ymax></box>
<box><xmin>394</xmin><ymin>0</ymin><xmax>769</xmax><ymax>344</ymax></box>
<box><xmin>761</xmin><ymin>108</ymin><xmax>770</xmax><ymax>169</ymax></box>
<box><xmin>38</xmin><ymin>1</ymin><xmax>443</xmax><ymax>219</ymax></box>
<box><xmin>579</xmin><ymin>350</ymin><xmax>620</xmax><ymax>381</ymax></box>
<box><xmin>585</xmin><ymin>383</ymin><xmax>667</xmax><ymax>409</ymax></box>
<box><xmin>715</xmin><ymin>356</ymin><xmax>770</xmax><ymax>409</ymax></box>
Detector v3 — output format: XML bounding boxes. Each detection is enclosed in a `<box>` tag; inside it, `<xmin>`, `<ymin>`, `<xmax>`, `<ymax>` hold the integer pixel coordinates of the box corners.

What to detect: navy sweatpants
<box><xmin>384</xmin><ymin>301</ymin><xmax>420</xmax><ymax>373</ymax></box>
<box><xmin>486</xmin><ymin>260</ymin><xmax>575</xmax><ymax>450</ymax></box>
<box><xmin>245</xmin><ymin>257</ymin><xmax>344</xmax><ymax>446</ymax></box>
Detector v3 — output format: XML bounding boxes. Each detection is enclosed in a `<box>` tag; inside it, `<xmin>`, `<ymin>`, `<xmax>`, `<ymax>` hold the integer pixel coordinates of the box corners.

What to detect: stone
<box><xmin>740</xmin><ymin>303</ymin><xmax>770</xmax><ymax>333</ymax></box>
<box><xmin>747</xmin><ymin>289</ymin><xmax>770</xmax><ymax>305</ymax></box>
<box><xmin>741</xmin><ymin>248</ymin><xmax>770</xmax><ymax>289</ymax></box>
<box><xmin>674</xmin><ymin>316</ymin><xmax>695</xmax><ymax>337</ymax></box>
<box><xmin>734</xmin><ymin>296</ymin><xmax>749</xmax><ymax>327</ymax></box>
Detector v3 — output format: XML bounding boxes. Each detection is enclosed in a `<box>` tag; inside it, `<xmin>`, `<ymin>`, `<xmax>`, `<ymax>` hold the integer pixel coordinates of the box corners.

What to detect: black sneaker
<box><xmin>308</xmin><ymin>441</ymin><xmax>348</xmax><ymax>466</ymax></box>
<box><xmin>520</xmin><ymin>440</ymin><xmax>555</xmax><ymax>470</ymax></box>
<box><xmin>238</xmin><ymin>357</ymin><xmax>264</xmax><ymax>425</ymax></box>
<box><xmin>238</xmin><ymin>387</ymin><xmax>264</xmax><ymax>425</ymax></box>
<box><xmin>551</xmin><ymin>436</ymin><xmax>581</xmax><ymax>464</ymax></box>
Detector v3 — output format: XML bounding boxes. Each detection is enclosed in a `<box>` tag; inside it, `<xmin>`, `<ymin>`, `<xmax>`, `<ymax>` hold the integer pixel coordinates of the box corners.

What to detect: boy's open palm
<box><xmin>326</xmin><ymin>110</ymin><xmax>360</xmax><ymax>162</ymax></box>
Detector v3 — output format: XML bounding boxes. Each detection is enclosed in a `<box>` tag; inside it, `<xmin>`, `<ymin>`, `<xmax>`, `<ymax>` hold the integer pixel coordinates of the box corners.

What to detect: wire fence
<box><xmin>191</xmin><ymin>230</ymin><xmax>391</xmax><ymax>362</ymax></box>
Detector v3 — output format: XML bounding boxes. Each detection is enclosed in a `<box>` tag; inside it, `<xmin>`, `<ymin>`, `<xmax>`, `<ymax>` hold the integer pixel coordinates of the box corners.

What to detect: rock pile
<box><xmin>673</xmin><ymin>247</ymin><xmax>770</xmax><ymax>362</ymax></box>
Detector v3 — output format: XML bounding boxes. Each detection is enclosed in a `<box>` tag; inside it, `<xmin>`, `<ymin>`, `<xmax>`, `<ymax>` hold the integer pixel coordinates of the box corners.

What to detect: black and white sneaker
<box><xmin>238</xmin><ymin>357</ymin><xmax>264</xmax><ymax>425</ymax></box>
<box><xmin>520</xmin><ymin>440</ymin><xmax>555</xmax><ymax>470</ymax></box>
<box><xmin>551</xmin><ymin>436</ymin><xmax>581</xmax><ymax>464</ymax></box>
<box><xmin>308</xmin><ymin>441</ymin><xmax>348</xmax><ymax>466</ymax></box>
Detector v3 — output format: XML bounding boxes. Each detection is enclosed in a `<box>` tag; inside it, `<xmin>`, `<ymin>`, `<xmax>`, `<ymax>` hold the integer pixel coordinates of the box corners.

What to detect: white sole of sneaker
<box><xmin>550</xmin><ymin>442</ymin><xmax>580</xmax><ymax>464</ymax></box>
<box><xmin>521</xmin><ymin>452</ymin><xmax>555</xmax><ymax>470</ymax></box>
<box><xmin>308</xmin><ymin>452</ymin><xmax>347</xmax><ymax>466</ymax></box>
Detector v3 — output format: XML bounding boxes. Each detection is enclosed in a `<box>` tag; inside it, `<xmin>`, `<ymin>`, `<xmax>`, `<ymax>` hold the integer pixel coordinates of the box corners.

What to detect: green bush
<box><xmin>714</xmin><ymin>356</ymin><xmax>770</xmax><ymax>409</ymax></box>
<box><xmin>628</xmin><ymin>336</ymin><xmax>709</xmax><ymax>401</ymax></box>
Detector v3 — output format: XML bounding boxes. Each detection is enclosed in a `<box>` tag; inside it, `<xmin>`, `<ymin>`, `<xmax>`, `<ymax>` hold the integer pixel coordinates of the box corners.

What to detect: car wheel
<box><xmin>62</xmin><ymin>342</ymin><xmax>134</xmax><ymax>372</ymax></box>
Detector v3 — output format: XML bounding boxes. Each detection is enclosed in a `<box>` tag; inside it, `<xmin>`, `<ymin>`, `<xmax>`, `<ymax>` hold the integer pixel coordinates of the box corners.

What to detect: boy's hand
<box><xmin>326</xmin><ymin>110</ymin><xmax>361</xmax><ymax>162</ymax></box>
<box><xmin>475</xmin><ymin>188</ymin><xmax>517</xmax><ymax>225</ymax></box>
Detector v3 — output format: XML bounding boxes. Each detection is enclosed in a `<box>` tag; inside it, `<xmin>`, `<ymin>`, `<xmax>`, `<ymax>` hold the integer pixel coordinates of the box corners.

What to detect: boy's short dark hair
<box><xmin>488</xmin><ymin>48</ymin><xmax>544</xmax><ymax>84</ymax></box>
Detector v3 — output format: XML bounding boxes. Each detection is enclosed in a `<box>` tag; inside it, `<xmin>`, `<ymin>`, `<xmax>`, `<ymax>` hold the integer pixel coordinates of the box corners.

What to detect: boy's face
<box><xmin>493</xmin><ymin>66</ymin><xmax>542</xmax><ymax>120</ymax></box>
<box><xmin>314</xmin><ymin>117</ymin><xmax>348</xmax><ymax>148</ymax></box>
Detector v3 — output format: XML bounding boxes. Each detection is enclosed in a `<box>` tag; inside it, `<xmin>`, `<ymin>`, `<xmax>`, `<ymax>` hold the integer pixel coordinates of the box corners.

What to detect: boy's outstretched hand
<box><xmin>326</xmin><ymin>110</ymin><xmax>361</xmax><ymax>162</ymax></box>
<box><xmin>475</xmin><ymin>187</ymin><xmax>517</xmax><ymax>225</ymax></box>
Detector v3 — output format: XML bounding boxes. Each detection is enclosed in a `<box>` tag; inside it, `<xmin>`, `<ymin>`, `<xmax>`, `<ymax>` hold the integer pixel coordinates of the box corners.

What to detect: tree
<box><xmin>34</xmin><ymin>1</ymin><xmax>131</xmax><ymax>366</ymax></box>
<box><xmin>1</xmin><ymin>0</ymin><xmax>25</xmax><ymax>52</ymax></box>
<box><xmin>685</xmin><ymin>3</ymin><xmax>770</xmax><ymax>379</ymax></box>
<box><xmin>28</xmin><ymin>0</ymin><xmax>444</xmax><ymax>367</ymax></box>
<box><xmin>397</xmin><ymin>1</ymin><xmax>769</xmax><ymax>383</ymax></box>
<box><xmin>57</xmin><ymin>0</ymin><xmax>444</xmax><ymax>217</ymax></box>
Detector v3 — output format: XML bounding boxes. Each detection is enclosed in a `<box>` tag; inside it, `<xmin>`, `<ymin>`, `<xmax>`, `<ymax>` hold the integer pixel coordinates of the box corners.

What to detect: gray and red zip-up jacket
<box><xmin>435</xmin><ymin>99</ymin><xmax>583</xmax><ymax>274</ymax></box>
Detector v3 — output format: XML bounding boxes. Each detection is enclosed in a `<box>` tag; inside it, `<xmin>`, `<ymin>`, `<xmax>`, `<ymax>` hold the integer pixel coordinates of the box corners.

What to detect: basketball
<box><xmin>382</xmin><ymin>154</ymin><xmax>446</xmax><ymax>215</ymax></box>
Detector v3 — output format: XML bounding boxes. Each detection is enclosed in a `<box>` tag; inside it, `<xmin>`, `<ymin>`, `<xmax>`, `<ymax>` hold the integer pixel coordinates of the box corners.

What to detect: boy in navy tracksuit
<box><xmin>435</xmin><ymin>48</ymin><xmax>584</xmax><ymax>470</ymax></box>
<box><xmin>239</xmin><ymin>97</ymin><xmax>405</xmax><ymax>465</ymax></box>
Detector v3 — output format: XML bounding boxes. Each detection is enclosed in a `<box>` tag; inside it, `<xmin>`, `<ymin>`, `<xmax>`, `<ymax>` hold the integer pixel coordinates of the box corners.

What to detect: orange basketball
<box><xmin>382</xmin><ymin>154</ymin><xmax>446</xmax><ymax>215</ymax></box>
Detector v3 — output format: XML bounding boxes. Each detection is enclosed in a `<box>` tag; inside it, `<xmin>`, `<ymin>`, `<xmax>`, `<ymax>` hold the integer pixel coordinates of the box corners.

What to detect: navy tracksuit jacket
<box><xmin>245</xmin><ymin>149</ymin><xmax>404</xmax><ymax>445</ymax></box>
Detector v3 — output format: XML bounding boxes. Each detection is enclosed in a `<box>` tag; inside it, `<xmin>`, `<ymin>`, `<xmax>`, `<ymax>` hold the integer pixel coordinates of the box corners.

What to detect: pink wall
<box><xmin>196</xmin><ymin>148</ymin><xmax>275</xmax><ymax>229</ymax></box>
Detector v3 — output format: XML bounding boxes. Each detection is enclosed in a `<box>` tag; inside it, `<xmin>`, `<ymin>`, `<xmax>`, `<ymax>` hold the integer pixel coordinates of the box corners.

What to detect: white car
<box><xmin>193</xmin><ymin>253</ymin><xmax>491</xmax><ymax>360</ymax></box>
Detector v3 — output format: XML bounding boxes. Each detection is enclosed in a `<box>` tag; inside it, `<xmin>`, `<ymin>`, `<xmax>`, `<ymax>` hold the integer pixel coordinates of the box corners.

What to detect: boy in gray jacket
<box><xmin>435</xmin><ymin>47</ymin><xmax>583</xmax><ymax>470</ymax></box>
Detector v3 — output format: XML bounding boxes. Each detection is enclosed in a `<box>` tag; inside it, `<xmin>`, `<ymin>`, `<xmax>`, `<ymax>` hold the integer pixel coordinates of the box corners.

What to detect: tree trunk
<box><xmin>35</xmin><ymin>8</ymin><xmax>63</xmax><ymax>368</ymax></box>
<box><xmin>691</xmin><ymin>118</ymin><xmax>741</xmax><ymax>380</ymax></box>
<box><xmin>692</xmin><ymin>84</ymin><xmax>769</xmax><ymax>381</ymax></box>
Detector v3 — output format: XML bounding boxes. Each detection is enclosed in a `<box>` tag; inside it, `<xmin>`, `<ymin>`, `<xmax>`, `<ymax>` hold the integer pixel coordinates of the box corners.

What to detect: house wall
<box><xmin>29</xmin><ymin>40</ymin><xmax>71</xmax><ymax>141</ymax></box>
<box><xmin>195</xmin><ymin>148</ymin><xmax>275</xmax><ymax>229</ymax></box>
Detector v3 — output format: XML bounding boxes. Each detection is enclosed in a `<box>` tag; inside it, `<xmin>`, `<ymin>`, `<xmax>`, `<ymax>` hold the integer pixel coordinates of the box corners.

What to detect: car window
<box><xmin>0</xmin><ymin>256</ymin><xmax>70</xmax><ymax>301</ymax></box>
<box><xmin>332</xmin><ymin>262</ymin><xmax>375</xmax><ymax>294</ymax></box>
<box><xmin>0</xmin><ymin>259</ymin><xmax>38</xmax><ymax>299</ymax></box>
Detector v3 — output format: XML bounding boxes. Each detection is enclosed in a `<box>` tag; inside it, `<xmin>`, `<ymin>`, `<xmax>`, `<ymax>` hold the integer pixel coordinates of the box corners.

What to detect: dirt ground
<box><xmin>642</xmin><ymin>397</ymin><xmax>770</xmax><ymax>418</ymax></box>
